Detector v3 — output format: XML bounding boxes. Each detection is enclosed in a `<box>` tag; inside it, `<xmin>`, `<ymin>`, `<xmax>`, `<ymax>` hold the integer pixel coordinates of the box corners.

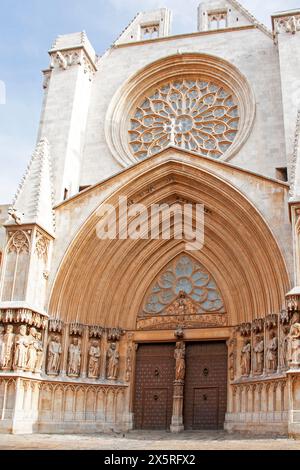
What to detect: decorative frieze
<box><xmin>49</xmin><ymin>48</ymin><xmax>96</xmax><ymax>81</ymax></box>
<box><xmin>0</xmin><ymin>308</ymin><xmax>48</xmax><ymax>329</ymax></box>
<box><xmin>273</xmin><ymin>14</ymin><xmax>300</xmax><ymax>35</ymax></box>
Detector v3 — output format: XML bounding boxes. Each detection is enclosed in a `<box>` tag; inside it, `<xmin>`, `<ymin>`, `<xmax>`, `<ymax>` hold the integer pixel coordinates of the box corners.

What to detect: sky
<box><xmin>0</xmin><ymin>0</ymin><xmax>299</xmax><ymax>204</ymax></box>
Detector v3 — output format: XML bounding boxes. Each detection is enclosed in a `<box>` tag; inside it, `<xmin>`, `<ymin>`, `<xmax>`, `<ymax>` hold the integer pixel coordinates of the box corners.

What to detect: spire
<box><xmin>9</xmin><ymin>138</ymin><xmax>55</xmax><ymax>234</ymax></box>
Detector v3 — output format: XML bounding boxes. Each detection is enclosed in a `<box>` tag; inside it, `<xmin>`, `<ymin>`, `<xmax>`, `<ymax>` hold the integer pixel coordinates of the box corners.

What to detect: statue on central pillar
<box><xmin>174</xmin><ymin>341</ymin><xmax>186</xmax><ymax>381</ymax></box>
<box><xmin>170</xmin><ymin>340</ymin><xmax>186</xmax><ymax>433</ymax></box>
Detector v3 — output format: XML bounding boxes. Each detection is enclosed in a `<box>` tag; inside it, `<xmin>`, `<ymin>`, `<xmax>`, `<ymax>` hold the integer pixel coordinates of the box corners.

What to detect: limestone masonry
<box><xmin>1</xmin><ymin>0</ymin><xmax>300</xmax><ymax>436</ymax></box>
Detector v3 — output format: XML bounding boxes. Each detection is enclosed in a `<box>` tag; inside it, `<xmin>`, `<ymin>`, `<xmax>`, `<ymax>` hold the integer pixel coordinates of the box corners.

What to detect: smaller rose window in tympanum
<box><xmin>129</xmin><ymin>79</ymin><xmax>239</xmax><ymax>160</ymax></box>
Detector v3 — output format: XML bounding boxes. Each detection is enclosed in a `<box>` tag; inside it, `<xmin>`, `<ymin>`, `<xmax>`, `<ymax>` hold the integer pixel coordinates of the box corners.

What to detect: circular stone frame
<box><xmin>105</xmin><ymin>53</ymin><xmax>256</xmax><ymax>167</ymax></box>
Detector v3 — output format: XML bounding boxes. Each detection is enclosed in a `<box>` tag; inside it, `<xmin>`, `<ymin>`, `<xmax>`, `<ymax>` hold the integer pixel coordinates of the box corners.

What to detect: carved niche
<box><xmin>137</xmin><ymin>255</ymin><xmax>227</xmax><ymax>330</ymax></box>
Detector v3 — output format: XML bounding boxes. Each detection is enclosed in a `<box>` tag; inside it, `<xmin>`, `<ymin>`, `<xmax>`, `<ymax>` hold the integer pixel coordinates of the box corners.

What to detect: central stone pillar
<box><xmin>170</xmin><ymin>340</ymin><xmax>185</xmax><ymax>433</ymax></box>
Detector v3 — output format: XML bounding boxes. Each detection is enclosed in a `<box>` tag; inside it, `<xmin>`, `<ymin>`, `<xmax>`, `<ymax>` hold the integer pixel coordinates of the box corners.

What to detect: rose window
<box><xmin>129</xmin><ymin>79</ymin><xmax>239</xmax><ymax>160</ymax></box>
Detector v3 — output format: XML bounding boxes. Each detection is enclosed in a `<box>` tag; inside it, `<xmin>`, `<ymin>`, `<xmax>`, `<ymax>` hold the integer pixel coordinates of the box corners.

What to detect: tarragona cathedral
<box><xmin>1</xmin><ymin>0</ymin><xmax>300</xmax><ymax>437</ymax></box>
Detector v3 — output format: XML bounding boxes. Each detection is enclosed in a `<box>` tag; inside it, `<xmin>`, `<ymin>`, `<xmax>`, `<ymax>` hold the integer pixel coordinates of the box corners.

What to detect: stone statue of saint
<box><xmin>0</xmin><ymin>326</ymin><xmax>4</xmax><ymax>368</ymax></box>
<box><xmin>34</xmin><ymin>332</ymin><xmax>44</xmax><ymax>373</ymax></box>
<box><xmin>68</xmin><ymin>338</ymin><xmax>81</xmax><ymax>377</ymax></box>
<box><xmin>88</xmin><ymin>341</ymin><xmax>100</xmax><ymax>378</ymax></box>
<box><xmin>280</xmin><ymin>326</ymin><xmax>289</xmax><ymax>369</ymax></box>
<box><xmin>266</xmin><ymin>331</ymin><xmax>278</xmax><ymax>372</ymax></box>
<box><xmin>174</xmin><ymin>341</ymin><xmax>186</xmax><ymax>381</ymax></box>
<box><xmin>289</xmin><ymin>323</ymin><xmax>300</xmax><ymax>366</ymax></box>
<box><xmin>26</xmin><ymin>327</ymin><xmax>38</xmax><ymax>372</ymax></box>
<box><xmin>106</xmin><ymin>342</ymin><xmax>119</xmax><ymax>380</ymax></box>
<box><xmin>13</xmin><ymin>325</ymin><xmax>29</xmax><ymax>370</ymax></box>
<box><xmin>1</xmin><ymin>324</ymin><xmax>15</xmax><ymax>370</ymax></box>
<box><xmin>241</xmin><ymin>339</ymin><xmax>251</xmax><ymax>376</ymax></box>
<box><xmin>47</xmin><ymin>335</ymin><xmax>62</xmax><ymax>375</ymax></box>
<box><xmin>253</xmin><ymin>336</ymin><xmax>264</xmax><ymax>374</ymax></box>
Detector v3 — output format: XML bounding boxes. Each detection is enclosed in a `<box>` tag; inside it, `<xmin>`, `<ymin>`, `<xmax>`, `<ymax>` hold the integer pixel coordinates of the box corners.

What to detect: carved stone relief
<box><xmin>240</xmin><ymin>339</ymin><xmax>251</xmax><ymax>377</ymax></box>
<box><xmin>289</xmin><ymin>323</ymin><xmax>300</xmax><ymax>367</ymax></box>
<box><xmin>88</xmin><ymin>340</ymin><xmax>101</xmax><ymax>379</ymax></box>
<box><xmin>106</xmin><ymin>342</ymin><xmax>120</xmax><ymax>380</ymax></box>
<box><xmin>47</xmin><ymin>335</ymin><xmax>62</xmax><ymax>375</ymax></box>
<box><xmin>7</xmin><ymin>230</ymin><xmax>31</xmax><ymax>254</ymax></box>
<box><xmin>0</xmin><ymin>324</ymin><xmax>15</xmax><ymax>370</ymax></box>
<box><xmin>266</xmin><ymin>331</ymin><xmax>278</xmax><ymax>373</ymax></box>
<box><xmin>174</xmin><ymin>341</ymin><xmax>186</xmax><ymax>382</ymax></box>
<box><xmin>67</xmin><ymin>337</ymin><xmax>81</xmax><ymax>377</ymax></box>
<box><xmin>253</xmin><ymin>336</ymin><xmax>264</xmax><ymax>375</ymax></box>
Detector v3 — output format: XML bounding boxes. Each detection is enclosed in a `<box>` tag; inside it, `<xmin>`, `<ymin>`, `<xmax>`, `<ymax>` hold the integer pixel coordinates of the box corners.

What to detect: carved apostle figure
<box><xmin>289</xmin><ymin>323</ymin><xmax>300</xmax><ymax>366</ymax></box>
<box><xmin>266</xmin><ymin>331</ymin><xmax>278</xmax><ymax>372</ymax></box>
<box><xmin>34</xmin><ymin>332</ymin><xmax>44</xmax><ymax>373</ymax></box>
<box><xmin>241</xmin><ymin>339</ymin><xmax>251</xmax><ymax>376</ymax></box>
<box><xmin>47</xmin><ymin>335</ymin><xmax>62</xmax><ymax>375</ymax></box>
<box><xmin>1</xmin><ymin>324</ymin><xmax>15</xmax><ymax>370</ymax></box>
<box><xmin>68</xmin><ymin>337</ymin><xmax>81</xmax><ymax>377</ymax></box>
<box><xmin>106</xmin><ymin>342</ymin><xmax>120</xmax><ymax>380</ymax></box>
<box><xmin>280</xmin><ymin>326</ymin><xmax>290</xmax><ymax>369</ymax></box>
<box><xmin>13</xmin><ymin>325</ymin><xmax>29</xmax><ymax>370</ymax></box>
<box><xmin>253</xmin><ymin>336</ymin><xmax>264</xmax><ymax>374</ymax></box>
<box><xmin>26</xmin><ymin>327</ymin><xmax>38</xmax><ymax>371</ymax></box>
<box><xmin>88</xmin><ymin>341</ymin><xmax>100</xmax><ymax>378</ymax></box>
<box><xmin>174</xmin><ymin>341</ymin><xmax>186</xmax><ymax>381</ymax></box>
<box><xmin>0</xmin><ymin>326</ymin><xmax>4</xmax><ymax>367</ymax></box>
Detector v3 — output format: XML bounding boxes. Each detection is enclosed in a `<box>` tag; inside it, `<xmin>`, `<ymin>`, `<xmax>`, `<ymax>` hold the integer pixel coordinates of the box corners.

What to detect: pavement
<box><xmin>0</xmin><ymin>430</ymin><xmax>299</xmax><ymax>450</ymax></box>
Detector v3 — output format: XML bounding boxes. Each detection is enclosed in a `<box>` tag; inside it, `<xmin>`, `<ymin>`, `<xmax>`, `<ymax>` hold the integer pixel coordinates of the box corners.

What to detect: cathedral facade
<box><xmin>1</xmin><ymin>0</ymin><xmax>300</xmax><ymax>436</ymax></box>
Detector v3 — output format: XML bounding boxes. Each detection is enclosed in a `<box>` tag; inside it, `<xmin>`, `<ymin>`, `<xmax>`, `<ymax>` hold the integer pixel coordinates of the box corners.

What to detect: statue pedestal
<box><xmin>170</xmin><ymin>380</ymin><xmax>184</xmax><ymax>433</ymax></box>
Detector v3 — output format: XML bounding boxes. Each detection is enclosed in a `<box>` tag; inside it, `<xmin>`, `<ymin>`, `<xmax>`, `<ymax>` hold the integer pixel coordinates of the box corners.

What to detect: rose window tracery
<box><xmin>142</xmin><ymin>255</ymin><xmax>224</xmax><ymax>316</ymax></box>
<box><xmin>129</xmin><ymin>79</ymin><xmax>239</xmax><ymax>160</ymax></box>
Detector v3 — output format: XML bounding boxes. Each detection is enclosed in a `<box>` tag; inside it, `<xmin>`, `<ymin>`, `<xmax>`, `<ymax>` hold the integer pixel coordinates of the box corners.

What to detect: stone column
<box><xmin>170</xmin><ymin>340</ymin><xmax>185</xmax><ymax>433</ymax></box>
<box><xmin>170</xmin><ymin>379</ymin><xmax>185</xmax><ymax>433</ymax></box>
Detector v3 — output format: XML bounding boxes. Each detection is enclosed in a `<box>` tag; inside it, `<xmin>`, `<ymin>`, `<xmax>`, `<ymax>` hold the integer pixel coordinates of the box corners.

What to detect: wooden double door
<box><xmin>134</xmin><ymin>341</ymin><xmax>227</xmax><ymax>430</ymax></box>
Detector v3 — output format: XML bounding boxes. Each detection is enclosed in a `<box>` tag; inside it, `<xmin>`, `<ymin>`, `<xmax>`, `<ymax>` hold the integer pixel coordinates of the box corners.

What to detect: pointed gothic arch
<box><xmin>48</xmin><ymin>152</ymin><xmax>290</xmax><ymax>329</ymax></box>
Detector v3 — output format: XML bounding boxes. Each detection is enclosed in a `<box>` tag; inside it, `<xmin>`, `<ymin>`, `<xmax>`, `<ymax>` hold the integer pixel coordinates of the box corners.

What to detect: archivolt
<box><xmin>48</xmin><ymin>161</ymin><xmax>290</xmax><ymax>328</ymax></box>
